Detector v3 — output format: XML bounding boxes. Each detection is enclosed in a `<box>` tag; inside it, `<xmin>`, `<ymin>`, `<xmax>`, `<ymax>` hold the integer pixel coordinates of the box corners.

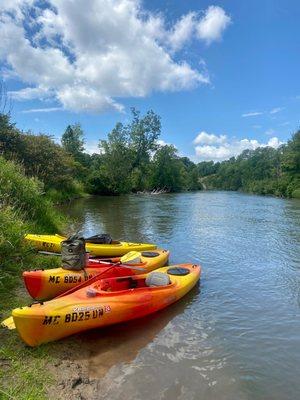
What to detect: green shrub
<box><xmin>292</xmin><ymin>188</ymin><xmax>300</xmax><ymax>199</ymax></box>
<box><xmin>0</xmin><ymin>156</ymin><xmax>64</xmax><ymax>231</ymax></box>
<box><xmin>46</xmin><ymin>180</ymin><xmax>86</xmax><ymax>203</ymax></box>
<box><xmin>0</xmin><ymin>157</ymin><xmax>64</xmax><ymax>299</ymax></box>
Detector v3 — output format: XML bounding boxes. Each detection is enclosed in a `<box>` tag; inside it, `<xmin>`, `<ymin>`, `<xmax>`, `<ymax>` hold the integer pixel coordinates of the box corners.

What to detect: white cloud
<box><xmin>270</xmin><ymin>107</ymin><xmax>284</xmax><ymax>114</ymax></box>
<box><xmin>22</xmin><ymin>107</ymin><xmax>63</xmax><ymax>113</ymax></box>
<box><xmin>194</xmin><ymin>132</ymin><xmax>284</xmax><ymax>161</ymax></box>
<box><xmin>196</xmin><ymin>6</ymin><xmax>231</xmax><ymax>44</ymax></box>
<box><xmin>242</xmin><ymin>111</ymin><xmax>264</xmax><ymax>117</ymax></box>
<box><xmin>9</xmin><ymin>87</ymin><xmax>51</xmax><ymax>100</ymax></box>
<box><xmin>267</xmin><ymin>137</ymin><xmax>282</xmax><ymax>148</ymax></box>
<box><xmin>193</xmin><ymin>131</ymin><xmax>227</xmax><ymax>145</ymax></box>
<box><xmin>242</xmin><ymin>107</ymin><xmax>285</xmax><ymax>118</ymax></box>
<box><xmin>168</xmin><ymin>12</ymin><xmax>196</xmax><ymax>52</ymax></box>
<box><xmin>0</xmin><ymin>1</ymin><xmax>230</xmax><ymax>114</ymax></box>
<box><xmin>156</xmin><ymin>139</ymin><xmax>177</xmax><ymax>149</ymax></box>
<box><xmin>157</xmin><ymin>139</ymin><xmax>168</xmax><ymax>147</ymax></box>
<box><xmin>85</xmin><ymin>140</ymin><xmax>101</xmax><ymax>155</ymax></box>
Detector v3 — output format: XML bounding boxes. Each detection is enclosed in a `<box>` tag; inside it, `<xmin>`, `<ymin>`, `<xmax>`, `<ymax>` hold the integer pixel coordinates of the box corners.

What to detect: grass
<box><xmin>0</xmin><ymin>156</ymin><xmax>67</xmax><ymax>399</ymax></box>
<box><xmin>46</xmin><ymin>181</ymin><xmax>88</xmax><ymax>204</ymax></box>
<box><xmin>0</xmin><ymin>157</ymin><xmax>65</xmax><ymax>233</ymax></box>
<box><xmin>0</xmin><ymin>254</ymin><xmax>61</xmax><ymax>400</ymax></box>
<box><xmin>0</xmin><ymin>326</ymin><xmax>54</xmax><ymax>400</ymax></box>
<box><xmin>292</xmin><ymin>188</ymin><xmax>300</xmax><ymax>199</ymax></box>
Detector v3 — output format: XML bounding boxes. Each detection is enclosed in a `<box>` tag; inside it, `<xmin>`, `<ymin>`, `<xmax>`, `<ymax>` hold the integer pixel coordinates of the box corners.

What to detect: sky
<box><xmin>0</xmin><ymin>0</ymin><xmax>299</xmax><ymax>161</ymax></box>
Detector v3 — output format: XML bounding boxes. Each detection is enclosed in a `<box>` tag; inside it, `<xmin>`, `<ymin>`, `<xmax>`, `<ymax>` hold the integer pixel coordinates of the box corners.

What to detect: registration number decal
<box><xmin>42</xmin><ymin>305</ymin><xmax>111</xmax><ymax>325</ymax></box>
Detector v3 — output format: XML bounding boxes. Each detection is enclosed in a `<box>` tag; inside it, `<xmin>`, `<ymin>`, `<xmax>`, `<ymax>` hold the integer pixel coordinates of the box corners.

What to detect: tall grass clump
<box><xmin>0</xmin><ymin>156</ymin><xmax>64</xmax><ymax>231</ymax></box>
<box><xmin>0</xmin><ymin>156</ymin><xmax>64</xmax><ymax>300</ymax></box>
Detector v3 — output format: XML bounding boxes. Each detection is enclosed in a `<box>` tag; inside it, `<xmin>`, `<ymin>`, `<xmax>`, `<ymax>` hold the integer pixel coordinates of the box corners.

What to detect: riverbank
<box><xmin>0</xmin><ymin>156</ymin><xmax>65</xmax><ymax>398</ymax></box>
<box><xmin>0</xmin><ymin>284</ymin><xmax>95</xmax><ymax>400</ymax></box>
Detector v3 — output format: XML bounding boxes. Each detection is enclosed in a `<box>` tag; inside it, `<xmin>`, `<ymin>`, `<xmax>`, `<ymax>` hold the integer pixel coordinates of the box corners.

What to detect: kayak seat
<box><xmin>145</xmin><ymin>272</ymin><xmax>171</xmax><ymax>287</ymax></box>
<box><xmin>94</xmin><ymin>276</ymin><xmax>147</xmax><ymax>292</ymax></box>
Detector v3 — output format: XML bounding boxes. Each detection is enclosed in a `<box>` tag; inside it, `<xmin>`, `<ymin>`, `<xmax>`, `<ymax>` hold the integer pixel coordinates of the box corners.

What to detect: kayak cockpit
<box><xmin>87</xmin><ymin>272</ymin><xmax>172</xmax><ymax>296</ymax></box>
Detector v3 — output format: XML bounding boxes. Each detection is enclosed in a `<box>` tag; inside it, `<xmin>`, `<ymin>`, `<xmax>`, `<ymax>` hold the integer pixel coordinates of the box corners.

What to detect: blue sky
<box><xmin>0</xmin><ymin>0</ymin><xmax>299</xmax><ymax>160</ymax></box>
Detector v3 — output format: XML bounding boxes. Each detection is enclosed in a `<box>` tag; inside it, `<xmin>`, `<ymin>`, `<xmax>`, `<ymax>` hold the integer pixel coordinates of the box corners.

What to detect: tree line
<box><xmin>0</xmin><ymin>108</ymin><xmax>201</xmax><ymax>200</ymax></box>
<box><xmin>198</xmin><ymin>132</ymin><xmax>300</xmax><ymax>198</ymax></box>
<box><xmin>0</xmin><ymin>107</ymin><xmax>299</xmax><ymax>199</ymax></box>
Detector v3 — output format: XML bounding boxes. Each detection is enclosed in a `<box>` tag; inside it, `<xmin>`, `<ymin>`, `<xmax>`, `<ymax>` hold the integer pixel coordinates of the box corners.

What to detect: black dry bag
<box><xmin>61</xmin><ymin>236</ymin><xmax>86</xmax><ymax>271</ymax></box>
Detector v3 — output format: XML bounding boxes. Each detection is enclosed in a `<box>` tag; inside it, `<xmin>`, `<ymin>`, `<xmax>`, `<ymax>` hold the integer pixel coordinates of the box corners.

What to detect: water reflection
<box><xmin>61</xmin><ymin>194</ymin><xmax>182</xmax><ymax>246</ymax></box>
<box><xmin>51</xmin><ymin>284</ymin><xmax>201</xmax><ymax>377</ymax></box>
<box><xmin>60</xmin><ymin>192</ymin><xmax>300</xmax><ymax>400</ymax></box>
<box><xmin>85</xmin><ymin>284</ymin><xmax>201</xmax><ymax>378</ymax></box>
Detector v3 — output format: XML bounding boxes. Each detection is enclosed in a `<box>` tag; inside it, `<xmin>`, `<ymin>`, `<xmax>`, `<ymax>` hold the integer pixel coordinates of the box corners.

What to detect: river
<box><xmin>61</xmin><ymin>191</ymin><xmax>300</xmax><ymax>400</ymax></box>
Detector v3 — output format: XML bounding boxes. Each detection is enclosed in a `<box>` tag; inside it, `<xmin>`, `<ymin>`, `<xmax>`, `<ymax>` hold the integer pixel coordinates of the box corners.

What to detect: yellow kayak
<box><xmin>24</xmin><ymin>234</ymin><xmax>157</xmax><ymax>257</ymax></box>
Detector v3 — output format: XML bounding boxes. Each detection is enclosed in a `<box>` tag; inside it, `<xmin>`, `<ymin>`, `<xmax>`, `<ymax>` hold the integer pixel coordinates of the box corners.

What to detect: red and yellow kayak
<box><xmin>12</xmin><ymin>264</ymin><xmax>201</xmax><ymax>346</ymax></box>
<box><xmin>24</xmin><ymin>234</ymin><xmax>157</xmax><ymax>256</ymax></box>
<box><xmin>23</xmin><ymin>249</ymin><xmax>170</xmax><ymax>300</ymax></box>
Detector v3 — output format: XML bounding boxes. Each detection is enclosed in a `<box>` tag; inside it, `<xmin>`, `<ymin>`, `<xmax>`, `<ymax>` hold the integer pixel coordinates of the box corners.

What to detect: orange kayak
<box><xmin>12</xmin><ymin>264</ymin><xmax>201</xmax><ymax>347</ymax></box>
<box><xmin>23</xmin><ymin>250</ymin><xmax>170</xmax><ymax>300</ymax></box>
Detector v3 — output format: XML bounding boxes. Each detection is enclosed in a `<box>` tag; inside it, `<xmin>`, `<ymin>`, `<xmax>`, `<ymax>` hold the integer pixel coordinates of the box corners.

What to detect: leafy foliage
<box><xmin>88</xmin><ymin>109</ymin><xmax>201</xmax><ymax>194</ymax></box>
<box><xmin>1</xmin><ymin>110</ymin><xmax>299</xmax><ymax>199</ymax></box>
<box><xmin>0</xmin><ymin>114</ymin><xmax>85</xmax><ymax>200</ymax></box>
<box><xmin>62</xmin><ymin>123</ymin><xmax>85</xmax><ymax>156</ymax></box>
<box><xmin>198</xmin><ymin>131</ymin><xmax>300</xmax><ymax>198</ymax></box>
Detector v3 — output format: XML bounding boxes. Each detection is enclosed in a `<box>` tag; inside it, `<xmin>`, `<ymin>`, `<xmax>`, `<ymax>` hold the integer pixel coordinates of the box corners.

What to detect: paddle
<box><xmin>1</xmin><ymin>316</ymin><xmax>14</xmax><ymax>330</ymax></box>
<box><xmin>54</xmin><ymin>251</ymin><xmax>145</xmax><ymax>299</ymax></box>
<box><xmin>1</xmin><ymin>251</ymin><xmax>145</xmax><ymax>330</ymax></box>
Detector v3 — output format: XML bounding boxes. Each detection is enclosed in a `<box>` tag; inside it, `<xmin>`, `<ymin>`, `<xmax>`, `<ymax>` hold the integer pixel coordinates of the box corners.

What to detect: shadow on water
<box><xmin>52</xmin><ymin>283</ymin><xmax>201</xmax><ymax>379</ymax></box>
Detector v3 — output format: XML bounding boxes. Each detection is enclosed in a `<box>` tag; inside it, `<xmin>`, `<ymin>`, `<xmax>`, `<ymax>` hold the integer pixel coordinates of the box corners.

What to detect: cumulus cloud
<box><xmin>193</xmin><ymin>131</ymin><xmax>227</xmax><ymax>145</ymax></box>
<box><xmin>0</xmin><ymin>1</ymin><xmax>231</xmax><ymax>114</ymax></box>
<box><xmin>9</xmin><ymin>87</ymin><xmax>51</xmax><ymax>101</ymax></box>
<box><xmin>168</xmin><ymin>12</ymin><xmax>197</xmax><ymax>52</ymax></box>
<box><xmin>196</xmin><ymin>6</ymin><xmax>231</xmax><ymax>44</ymax></box>
<box><xmin>194</xmin><ymin>131</ymin><xmax>284</xmax><ymax>161</ymax></box>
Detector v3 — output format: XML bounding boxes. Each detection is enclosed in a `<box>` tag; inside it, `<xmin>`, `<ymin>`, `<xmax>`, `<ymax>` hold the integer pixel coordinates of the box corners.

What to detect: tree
<box><xmin>96</xmin><ymin>123</ymin><xmax>133</xmax><ymax>194</ymax></box>
<box><xmin>61</xmin><ymin>123</ymin><xmax>85</xmax><ymax>162</ymax></box>
<box><xmin>282</xmin><ymin>131</ymin><xmax>300</xmax><ymax>174</ymax></box>
<box><xmin>129</xmin><ymin>108</ymin><xmax>161</xmax><ymax>166</ymax></box>
<box><xmin>128</xmin><ymin>108</ymin><xmax>161</xmax><ymax>191</ymax></box>
<box><xmin>89</xmin><ymin>109</ymin><xmax>162</xmax><ymax>194</ymax></box>
<box><xmin>151</xmin><ymin>145</ymin><xmax>184</xmax><ymax>192</ymax></box>
<box><xmin>0</xmin><ymin>113</ymin><xmax>23</xmax><ymax>157</ymax></box>
<box><xmin>20</xmin><ymin>134</ymin><xmax>77</xmax><ymax>191</ymax></box>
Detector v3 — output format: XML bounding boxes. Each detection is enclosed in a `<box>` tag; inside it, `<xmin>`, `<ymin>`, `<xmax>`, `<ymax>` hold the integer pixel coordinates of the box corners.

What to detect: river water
<box><xmin>62</xmin><ymin>191</ymin><xmax>300</xmax><ymax>400</ymax></box>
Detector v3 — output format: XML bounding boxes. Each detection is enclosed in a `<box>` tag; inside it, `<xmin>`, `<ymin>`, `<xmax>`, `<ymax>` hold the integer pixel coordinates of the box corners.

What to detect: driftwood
<box><xmin>137</xmin><ymin>187</ymin><xmax>169</xmax><ymax>195</ymax></box>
